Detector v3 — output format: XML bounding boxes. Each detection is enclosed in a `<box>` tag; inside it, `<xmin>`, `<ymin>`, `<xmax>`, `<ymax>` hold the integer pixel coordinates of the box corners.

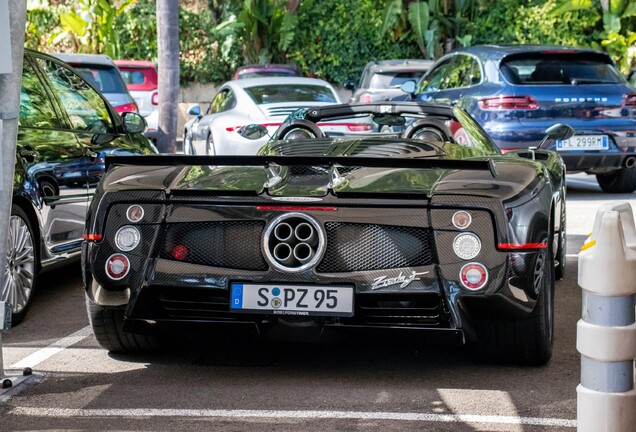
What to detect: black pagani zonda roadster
<box><xmin>82</xmin><ymin>102</ymin><xmax>569</xmax><ymax>365</ymax></box>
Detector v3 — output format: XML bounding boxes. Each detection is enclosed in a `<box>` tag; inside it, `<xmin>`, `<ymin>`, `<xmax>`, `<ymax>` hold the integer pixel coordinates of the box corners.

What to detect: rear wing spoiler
<box><xmin>105</xmin><ymin>155</ymin><xmax>497</xmax><ymax>178</ymax></box>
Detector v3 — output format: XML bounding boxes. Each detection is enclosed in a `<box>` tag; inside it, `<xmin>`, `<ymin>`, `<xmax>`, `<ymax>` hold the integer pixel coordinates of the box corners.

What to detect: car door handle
<box><xmin>19</xmin><ymin>147</ymin><xmax>37</xmax><ymax>163</ymax></box>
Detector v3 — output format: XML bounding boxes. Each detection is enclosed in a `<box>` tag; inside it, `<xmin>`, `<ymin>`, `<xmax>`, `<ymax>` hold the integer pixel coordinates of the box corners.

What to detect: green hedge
<box><xmin>25</xmin><ymin>0</ymin><xmax>617</xmax><ymax>86</ymax></box>
<box><xmin>116</xmin><ymin>0</ymin><xmax>242</xmax><ymax>84</ymax></box>
<box><xmin>287</xmin><ymin>0</ymin><xmax>421</xmax><ymax>85</ymax></box>
<box><xmin>465</xmin><ymin>0</ymin><xmax>602</xmax><ymax>49</ymax></box>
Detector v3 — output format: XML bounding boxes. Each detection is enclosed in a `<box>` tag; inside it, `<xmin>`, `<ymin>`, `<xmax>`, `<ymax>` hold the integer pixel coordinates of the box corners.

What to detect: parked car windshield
<box><xmin>240</xmin><ymin>71</ymin><xmax>297</xmax><ymax>79</ymax></box>
<box><xmin>244</xmin><ymin>85</ymin><xmax>337</xmax><ymax>104</ymax></box>
<box><xmin>72</xmin><ymin>64</ymin><xmax>128</xmax><ymax>93</ymax></box>
<box><xmin>369</xmin><ymin>72</ymin><xmax>425</xmax><ymax>89</ymax></box>
<box><xmin>500</xmin><ymin>53</ymin><xmax>625</xmax><ymax>85</ymax></box>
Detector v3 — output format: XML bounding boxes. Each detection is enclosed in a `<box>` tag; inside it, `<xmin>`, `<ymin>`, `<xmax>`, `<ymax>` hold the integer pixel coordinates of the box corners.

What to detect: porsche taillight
<box><xmin>623</xmin><ymin>94</ymin><xmax>636</xmax><ymax>107</ymax></box>
<box><xmin>479</xmin><ymin>96</ymin><xmax>539</xmax><ymax>110</ymax></box>
<box><xmin>115</xmin><ymin>102</ymin><xmax>139</xmax><ymax>114</ymax></box>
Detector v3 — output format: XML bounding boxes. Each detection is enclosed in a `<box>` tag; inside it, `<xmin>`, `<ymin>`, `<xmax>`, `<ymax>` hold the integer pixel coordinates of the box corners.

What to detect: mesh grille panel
<box><xmin>317</xmin><ymin>223</ymin><xmax>433</xmax><ymax>273</ymax></box>
<box><xmin>356</xmin><ymin>294</ymin><xmax>445</xmax><ymax>327</ymax></box>
<box><xmin>157</xmin><ymin>289</ymin><xmax>234</xmax><ymax>320</ymax></box>
<box><xmin>160</xmin><ymin>221</ymin><xmax>267</xmax><ymax>270</ymax></box>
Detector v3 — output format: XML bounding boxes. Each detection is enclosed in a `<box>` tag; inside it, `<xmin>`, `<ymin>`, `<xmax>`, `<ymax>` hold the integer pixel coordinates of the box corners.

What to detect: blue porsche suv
<box><xmin>398</xmin><ymin>45</ymin><xmax>636</xmax><ymax>193</ymax></box>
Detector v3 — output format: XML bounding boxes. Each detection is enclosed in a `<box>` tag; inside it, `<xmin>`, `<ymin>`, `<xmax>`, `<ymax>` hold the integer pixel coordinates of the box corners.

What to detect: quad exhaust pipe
<box><xmin>274</xmin><ymin>222</ymin><xmax>293</xmax><ymax>242</ymax></box>
<box><xmin>294</xmin><ymin>222</ymin><xmax>317</xmax><ymax>245</ymax></box>
<box><xmin>293</xmin><ymin>242</ymin><xmax>315</xmax><ymax>264</ymax></box>
<box><xmin>272</xmin><ymin>242</ymin><xmax>295</xmax><ymax>266</ymax></box>
<box><xmin>267</xmin><ymin>215</ymin><xmax>323</xmax><ymax>270</ymax></box>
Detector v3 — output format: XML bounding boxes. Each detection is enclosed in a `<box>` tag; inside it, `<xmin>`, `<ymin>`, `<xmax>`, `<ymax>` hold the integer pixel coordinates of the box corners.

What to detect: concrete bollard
<box><xmin>577</xmin><ymin>201</ymin><xmax>636</xmax><ymax>432</ymax></box>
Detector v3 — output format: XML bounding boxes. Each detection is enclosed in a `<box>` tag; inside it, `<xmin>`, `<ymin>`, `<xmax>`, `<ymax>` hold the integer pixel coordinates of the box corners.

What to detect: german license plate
<box><xmin>556</xmin><ymin>135</ymin><xmax>608</xmax><ymax>151</ymax></box>
<box><xmin>230</xmin><ymin>283</ymin><xmax>354</xmax><ymax>317</ymax></box>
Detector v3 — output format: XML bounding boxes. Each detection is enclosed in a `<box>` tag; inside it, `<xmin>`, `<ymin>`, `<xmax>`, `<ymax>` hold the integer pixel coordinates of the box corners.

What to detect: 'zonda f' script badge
<box><xmin>371</xmin><ymin>270</ymin><xmax>429</xmax><ymax>290</ymax></box>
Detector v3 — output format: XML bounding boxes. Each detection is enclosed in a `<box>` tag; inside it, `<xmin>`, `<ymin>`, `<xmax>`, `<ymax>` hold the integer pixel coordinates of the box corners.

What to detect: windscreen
<box><xmin>239</xmin><ymin>71</ymin><xmax>297</xmax><ymax>79</ymax></box>
<box><xmin>500</xmin><ymin>53</ymin><xmax>625</xmax><ymax>85</ymax></box>
<box><xmin>72</xmin><ymin>64</ymin><xmax>128</xmax><ymax>93</ymax></box>
<box><xmin>369</xmin><ymin>72</ymin><xmax>426</xmax><ymax>89</ymax></box>
<box><xmin>245</xmin><ymin>85</ymin><xmax>337</xmax><ymax>104</ymax></box>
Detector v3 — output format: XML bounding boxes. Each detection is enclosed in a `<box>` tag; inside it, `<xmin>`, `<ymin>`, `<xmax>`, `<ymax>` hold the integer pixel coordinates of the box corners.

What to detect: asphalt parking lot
<box><xmin>0</xmin><ymin>173</ymin><xmax>632</xmax><ymax>432</ymax></box>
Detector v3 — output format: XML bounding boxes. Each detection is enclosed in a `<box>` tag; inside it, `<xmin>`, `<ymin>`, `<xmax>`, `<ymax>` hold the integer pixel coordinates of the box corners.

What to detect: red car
<box><xmin>114</xmin><ymin>60</ymin><xmax>159</xmax><ymax>141</ymax></box>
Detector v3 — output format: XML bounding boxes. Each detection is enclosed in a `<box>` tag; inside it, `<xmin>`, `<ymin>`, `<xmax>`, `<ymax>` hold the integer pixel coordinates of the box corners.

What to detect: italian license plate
<box><xmin>230</xmin><ymin>283</ymin><xmax>354</xmax><ymax>317</ymax></box>
<box><xmin>556</xmin><ymin>135</ymin><xmax>609</xmax><ymax>151</ymax></box>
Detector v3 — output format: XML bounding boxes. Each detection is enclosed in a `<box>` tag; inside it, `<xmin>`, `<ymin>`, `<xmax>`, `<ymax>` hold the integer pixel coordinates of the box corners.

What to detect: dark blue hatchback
<box><xmin>397</xmin><ymin>45</ymin><xmax>636</xmax><ymax>193</ymax></box>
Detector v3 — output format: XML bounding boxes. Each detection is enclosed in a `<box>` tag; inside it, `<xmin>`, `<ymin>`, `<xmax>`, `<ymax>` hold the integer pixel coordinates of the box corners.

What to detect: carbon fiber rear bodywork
<box><xmin>83</xmin><ymin>145</ymin><xmax>563</xmax><ymax>346</ymax></box>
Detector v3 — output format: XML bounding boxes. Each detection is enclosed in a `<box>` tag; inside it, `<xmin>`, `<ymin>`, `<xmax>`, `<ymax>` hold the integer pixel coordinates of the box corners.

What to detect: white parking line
<box><xmin>9</xmin><ymin>326</ymin><xmax>92</xmax><ymax>370</ymax></box>
<box><xmin>10</xmin><ymin>407</ymin><xmax>577</xmax><ymax>428</ymax></box>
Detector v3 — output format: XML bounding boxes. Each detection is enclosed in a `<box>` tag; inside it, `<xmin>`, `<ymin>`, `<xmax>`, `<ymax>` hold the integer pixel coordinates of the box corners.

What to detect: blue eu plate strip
<box><xmin>231</xmin><ymin>283</ymin><xmax>243</xmax><ymax>309</ymax></box>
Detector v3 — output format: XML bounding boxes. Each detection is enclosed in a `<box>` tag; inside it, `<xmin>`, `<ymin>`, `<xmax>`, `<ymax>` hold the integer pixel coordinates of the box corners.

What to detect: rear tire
<box><xmin>596</xmin><ymin>168</ymin><xmax>636</xmax><ymax>193</ymax></box>
<box><xmin>474</xmin><ymin>248</ymin><xmax>555</xmax><ymax>365</ymax></box>
<box><xmin>86</xmin><ymin>294</ymin><xmax>163</xmax><ymax>353</ymax></box>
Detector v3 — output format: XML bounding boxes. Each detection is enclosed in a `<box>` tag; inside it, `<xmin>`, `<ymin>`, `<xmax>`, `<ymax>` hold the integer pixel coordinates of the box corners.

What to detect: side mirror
<box><xmin>187</xmin><ymin>105</ymin><xmax>201</xmax><ymax>117</ymax></box>
<box><xmin>535</xmin><ymin>123</ymin><xmax>575</xmax><ymax>151</ymax></box>
<box><xmin>545</xmin><ymin>123</ymin><xmax>575</xmax><ymax>141</ymax></box>
<box><xmin>121</xmin><ymin>112</ymin><xmax>146</xmax><ymax>134</ymax></box>
<box><xmin>238</xmin><ymin>124</ymin><xmax>269</xmax><ymax>140</ymax></box>
<box><xmin>344</xmin><ymin>80</ymin><xmax>356</xmax><ymax>91</ymax></box>
<box><xmin>400</xmin><ymin>80</ymin><xmax>417</xmax><ymax>95</ymax></box>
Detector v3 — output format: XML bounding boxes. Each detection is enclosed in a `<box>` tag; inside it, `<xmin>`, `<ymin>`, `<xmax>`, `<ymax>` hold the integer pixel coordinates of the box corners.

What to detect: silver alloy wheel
<box><xmin>3</xmin><ymin>215</ymin><xmax>35</xmax><ymax>313</ymax></box>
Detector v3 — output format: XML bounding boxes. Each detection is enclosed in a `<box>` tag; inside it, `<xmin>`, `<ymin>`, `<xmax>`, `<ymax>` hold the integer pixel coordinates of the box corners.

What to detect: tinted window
<box><xmin>210</xmin><ymin>88</ymin><xmax>232</xmax><ymax>114</ymax></box>
<box><xmin>118</xmin><ymin>66</ymin><xmax>158</xmax><ymax>91</ymax></box>
<box><xmin>500</xmin><ymin>53</ymin><xmax>624</xmax><ymax>85</ymax></box>
<box><xmin>443</xmin><ymin>55</ymin><xmax>473</xmax><ymax>89</ymax></box>
<box><xmin>71</xmin><ymin>64</ymin><xmax>128</xmax><ymax>93</ymax></box>
<box><xmin>38</xmin><ymin>58</ymin><xmax>113</xmax><ymax>134</ymax></box>
<box><xmin>120</xmin><ymin>70</ymin><xmax>145</xmax><ymax>85</ymax></box>
<box><xmin>418</xmin><ymin>59</ymin><xmax>452</xmax><ymax>93</ymax></box>
<box><xmin>19</xmin><ymin>59</ymin><xmax>60</xmax><ymax>128</ymax></box>
<box><xmin>368</xmin><ymin>72</ymin><xmax>426</xmax><ymax>89</ymax></box>
<box><xmin>244</xmin><ymin>85</ymin><xmax>337</xmax><ymax>104</ymax></box>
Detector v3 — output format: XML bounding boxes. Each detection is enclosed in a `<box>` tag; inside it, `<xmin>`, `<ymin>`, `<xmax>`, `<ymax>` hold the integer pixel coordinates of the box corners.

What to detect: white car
<box><xmin>183</xmin><ymin>77</ymin><xmax>372</xmax><ymax>155</ymax></box>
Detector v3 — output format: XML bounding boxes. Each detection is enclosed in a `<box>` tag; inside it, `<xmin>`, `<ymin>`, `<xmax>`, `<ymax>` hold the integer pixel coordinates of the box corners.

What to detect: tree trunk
<box><xmin>156</xmin><ymin>0</ymin><xmax>179</xmax><ymax>154</ymax></box>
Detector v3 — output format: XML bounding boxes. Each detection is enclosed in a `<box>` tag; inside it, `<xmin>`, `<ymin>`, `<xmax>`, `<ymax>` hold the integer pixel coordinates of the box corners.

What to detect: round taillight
<box><xmin>172</xmin><ymin>245</ymin><xmax>188</xmax><ymax>261</ymax></box>
<box><xmin>453</xmin><ymin>233</ymin><xmax>481</xmax><ymax>260</ymax></box>
<box><xmin>452</xmin><ymin>211</ymin><xmax>472</xmax><ymax>229</ymax></box>
<box><xmin>105</xmin><ymin>254</ymin><xmax>130</xmax><ymax>280</ymax></box>
<box><xmin>126</xmin><ymin>205</ymin><xmax>144</xmax><ymax>222</ymax></box>
<box><xmin>115</xmin><ymin>226</ymin><xmax>141</xmax><ymax>252</ymax></box>
<box><xmin>460</xmin><ymin>263</ymin><xmax>488</xmax><ymax>290</ymax></box>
